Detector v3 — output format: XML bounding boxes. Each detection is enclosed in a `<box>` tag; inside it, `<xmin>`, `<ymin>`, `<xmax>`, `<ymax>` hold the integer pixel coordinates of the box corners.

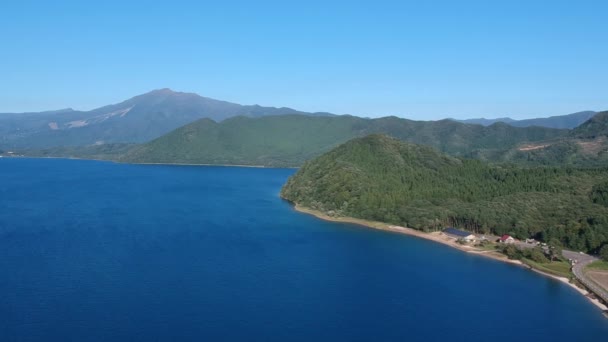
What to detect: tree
<box><xmin>600</xmin><ymin>244</ymin><xmax>608</xmax><ymax>262</ymax></box>
<box><xmin>590</xmin><ymin>181</ymin><xmax>608</xmax><ymax>207</ymax></box>
<box><xmin>529</xmin><ymin>248</ymin><xmax>549</xmax><ymax>263</ymax></box>
<box><xmin>502</xmin><ymin>244</ymin><xmax>521</xmax><ymax>260</ymax></box>
<box><xmin>548</xmin><ymin>238</ymin><xmax>563</xmax><ymax>262</ymax></box>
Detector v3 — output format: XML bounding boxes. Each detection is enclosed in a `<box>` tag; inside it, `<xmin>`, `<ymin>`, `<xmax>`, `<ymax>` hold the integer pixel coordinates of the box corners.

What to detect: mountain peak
<box><xmin>144</xmin><ymin>88</ymin><xmax>181</xmax><ymax>96</ymax></box>
<box><xmin>152</xmin><ymin>87</ymin><xmax>175</xmax><ymax>93</ymax></box>
<box><xmin>125</xmin><ymin>88</ymin><xmax>207</xmax><ymax>105</ymax></box>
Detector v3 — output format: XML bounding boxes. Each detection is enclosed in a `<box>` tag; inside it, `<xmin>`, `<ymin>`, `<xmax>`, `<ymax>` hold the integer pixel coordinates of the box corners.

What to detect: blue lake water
<box><xmin>0</xmin><ymin>158</ymin><xmax>607</xmax><ymax>341</ymax></box>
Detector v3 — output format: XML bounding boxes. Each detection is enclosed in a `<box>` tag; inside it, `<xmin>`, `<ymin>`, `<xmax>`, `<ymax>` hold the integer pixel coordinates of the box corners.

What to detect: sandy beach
<box><xmin>293</xmin><ymin>204</ymin><xmax>608</xmax><ymax>313</ymax></box>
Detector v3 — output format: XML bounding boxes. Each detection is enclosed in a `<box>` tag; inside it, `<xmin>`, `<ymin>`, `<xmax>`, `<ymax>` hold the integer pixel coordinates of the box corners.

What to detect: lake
<box><xmin>0</xmin><ymin>158</ymin><xmax>607</xmax><ymax>341</ymax></box>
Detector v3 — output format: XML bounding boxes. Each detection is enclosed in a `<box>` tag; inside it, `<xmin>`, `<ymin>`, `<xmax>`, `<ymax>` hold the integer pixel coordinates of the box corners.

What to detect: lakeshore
<box><xmin>0</xmin><ymin>155</ymin><xmax>299</xmax><ymax>169</ymax></box>
<box><xmin>293</xmin><ymin>204</ymin><xmax>608</xmax><ymax>313</ymax></box>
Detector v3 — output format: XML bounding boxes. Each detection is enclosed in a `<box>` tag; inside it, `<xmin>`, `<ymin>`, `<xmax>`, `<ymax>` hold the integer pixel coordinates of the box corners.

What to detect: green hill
<box><xmin>570</xmin><ymin>111</ymin><xmax>608</xmax><ymax>138</ymax></box>
<box><xmin>280</xmin><ymin>134</ymin><xmax>608</xmax><ymax>252</ymax></box>
<box><xmin>121</xmin><ymin>114</ymin><xmax>566</xmax><ymax>167</ymax></box>
<box><xmin>483</xmin><ymin>111</ymin><xmax>608</xmax><ymax>167</ymax></box>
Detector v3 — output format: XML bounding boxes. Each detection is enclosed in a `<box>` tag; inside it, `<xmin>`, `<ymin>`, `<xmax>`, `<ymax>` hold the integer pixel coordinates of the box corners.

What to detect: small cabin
<box><xmin>499</xmin><ymin>235</ymin><xmax>515</xmax><ymax>244</ymax></box>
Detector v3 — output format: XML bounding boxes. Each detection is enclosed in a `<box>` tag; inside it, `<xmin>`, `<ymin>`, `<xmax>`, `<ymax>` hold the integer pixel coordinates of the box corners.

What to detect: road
<box><xmin>563</xmin><ymin>250</ymin><xmax>608</xmax><ymax>304</ymax></box>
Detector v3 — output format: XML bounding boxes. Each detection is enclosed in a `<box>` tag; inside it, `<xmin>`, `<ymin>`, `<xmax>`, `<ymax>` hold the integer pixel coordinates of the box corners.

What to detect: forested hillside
<box><xmin>479</xmin><ymin>111</ymin><xmax>608</xmax><ymax>167</ymax></box>
<box><xmin>281</xmin><ymin>134</ymin><xmax>608</xmax><ymax>252</ymax></box>
<box><xmin>121</xmin><ymin>114</ymin><xmax>566</xmax><ymax>167</ymax></box>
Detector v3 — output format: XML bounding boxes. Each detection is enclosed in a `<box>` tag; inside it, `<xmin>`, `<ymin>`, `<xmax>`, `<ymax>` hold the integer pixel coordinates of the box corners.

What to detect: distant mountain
<box><xmin>570</xmin><ymin>111</ymin><xmax>608</xmax><ymax>138</ymax></box>
<box><xmin>452</xmin><ymin>117</ymin><xmax>516</xmax><ymax>126</ymax></box>
<box><xmin>474</xmin><ymin>111</ymin><xmax>608</xmax><ymax>167</ymax></box>
<box><xmin>280</xmin><ymin>134</ymin><xmax>608</xmax><ymax>252</ymax></box>
<box><xmin>121</xmin><ymin>114</ymin><xmax>566</xmax><ymax>167</ymax></box>
<box><xmin>453</xmin><ymin>111</ymin><xmax>596</xmax><ymax>129</ymax></box>
<box><xmin>0</xmin><ymin>89</ymin><xmax>317</xmax><ymax>149</ymax></box>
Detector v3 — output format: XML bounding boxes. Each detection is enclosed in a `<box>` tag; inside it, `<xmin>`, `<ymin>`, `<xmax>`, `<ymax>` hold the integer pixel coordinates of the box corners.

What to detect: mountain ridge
<box><xmin>0</xmin><ymin>89</ymin><xmax>598</xmax><ymax>150</ymax></box>
<box><xmin>475</xmin><ymin>111</ymin><xmax>608</xmax><ymax>167</ymax></box>
<box><xmin>121</xmin><ymin>114</ymin><xmax>567</xmax><ymax>167</ymax></box>
<box><xmin>0</xmin><ymin>89</ymin><xmax>314</xmax><ymax>149</ymax></box>
<box><xmin>452</xmin><ymin>110</ymin><xmax>597</xmax><ymax>129</ymax></box>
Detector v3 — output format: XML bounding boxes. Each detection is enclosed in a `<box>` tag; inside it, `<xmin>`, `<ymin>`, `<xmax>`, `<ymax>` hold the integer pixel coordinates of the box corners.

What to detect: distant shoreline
<box><xmin>292</xmin><ymin>204</ymin><xmax>608</xmax><ymax>314</ymax></box>
<box><xmin>128</xmin><ymin>161</ymin><xmax>298</xmax><ymax>169</ymax></box>
<box><xmin>1</xmin><ymin>156</ymin><xmax>298</xmax><ymax>169</ymax></box>
<box><xmin>130</xmin><ymin>161</ymin><xmax>270</xmax><ymax>168</ymax></box>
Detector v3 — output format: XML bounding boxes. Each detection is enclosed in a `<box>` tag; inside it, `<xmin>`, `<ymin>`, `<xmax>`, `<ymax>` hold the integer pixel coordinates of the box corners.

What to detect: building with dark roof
<box><xmin>443</xmin><ymin>227</ymin><xmax>476</xmax><ymax>241</ymax></box>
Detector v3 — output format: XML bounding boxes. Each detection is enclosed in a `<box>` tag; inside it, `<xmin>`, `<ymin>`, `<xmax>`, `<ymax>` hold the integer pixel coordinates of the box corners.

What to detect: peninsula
<box><xmin>281</xmin><ymin>134</ymin><xmax>608</xmax><ymax>311</ymax></box>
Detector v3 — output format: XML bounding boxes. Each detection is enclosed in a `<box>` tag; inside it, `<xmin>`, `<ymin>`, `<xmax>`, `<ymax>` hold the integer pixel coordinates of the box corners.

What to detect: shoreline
<box><xmin>293</xmin><ymin>204</ymin><xmax>608</xmax><ymax>314</ymax></box>
<box><xmin>128</xmin><ymin>161</ymin><xmax>271</xmax><ymax>168</ymax></box>
<box><xmin>1</xmin><ymin>156</ymin><xmax>297</xmax><ymax>169</ymax></box>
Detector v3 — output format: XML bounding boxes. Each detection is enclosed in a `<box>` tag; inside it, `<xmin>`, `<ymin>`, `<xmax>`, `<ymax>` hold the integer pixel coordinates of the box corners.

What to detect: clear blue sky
<box><xmin>1</xmin><ymin>0</ymin><xmax>607</xmax><ymax>120</ymax></box>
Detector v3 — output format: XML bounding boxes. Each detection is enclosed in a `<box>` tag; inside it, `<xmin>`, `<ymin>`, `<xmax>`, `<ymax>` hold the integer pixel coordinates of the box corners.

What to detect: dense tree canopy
<box><xmin>281</xmin><ymin>134</ymin><xmax>608</xmax><ymax>252</ymax></box>
<box><xmin>590</xmin><ymin>181</ymin><xmax>608</xmax><ymax>206</ymax></box>
<box><xmin>600</xmin><ymin>245</ymin><xmax>608</xmax><ymax>261</ymax></box>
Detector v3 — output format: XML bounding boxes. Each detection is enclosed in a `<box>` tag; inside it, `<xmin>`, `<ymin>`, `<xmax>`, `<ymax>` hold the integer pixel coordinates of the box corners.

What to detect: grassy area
<box><xmin>475</xmin><ymin>242</ymin><xmax>500</xmax><ymax>251</ymax></box>
<box><xmin>586</xmin><ymin>260</ymin><xmax>608</xmax><ymax>271</ymax></box>
<box><xmin>522</xmin><ymin>259</ymin><xmax>573</xmax><ymax>278</ymax></box>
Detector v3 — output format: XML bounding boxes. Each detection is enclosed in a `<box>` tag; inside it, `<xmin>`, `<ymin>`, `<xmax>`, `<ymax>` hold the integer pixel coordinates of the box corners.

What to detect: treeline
<box><xmin>281</xmin><ymin>134</ymin><xmax>608</xmax><ymax>253</ymax></box>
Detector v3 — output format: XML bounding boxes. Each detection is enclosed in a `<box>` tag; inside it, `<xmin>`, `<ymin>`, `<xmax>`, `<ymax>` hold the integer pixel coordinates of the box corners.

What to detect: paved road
<box><xmin>563</xmin><ymin>250</ymin><xmax>608</xmax><ymax>304</ymax></box>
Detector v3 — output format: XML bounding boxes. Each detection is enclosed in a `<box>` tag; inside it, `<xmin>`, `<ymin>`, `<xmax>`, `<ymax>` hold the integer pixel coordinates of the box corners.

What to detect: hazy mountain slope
<box><xmin>510</xmin><ymin>111</ymin><xmax>597</xmax><ymax>129</ymax></box>
<box><xmin>121</xmin><ymin>115</ymin><xmax>363</xmax><ymax>166</ymax></box>
<box><xmin>452</xmin><ymin>117</ymin><xmax>516</xmax><ymax>126</ymax></box>
<box><xmin>571</xmin><ymin>111</ymin><xmax>608</xmax><ymax>138</ymax></box>
<box><xmin>481</xmin><ymin>111</ymin><xmax>608</xmax><ymax>167</ymax></box>
<box><xmin>454</xmin><ymin>111</ymin><xmax>596</xmax><ymax>129</ymax></box>
<box><xmin>0</xmin><ymin>89</ymin><xmax>308</xmax><ymax>148</ymax></box>
<box><xmin>121</xmin><ymin>114</ymin><xmax>567</xmax><ymax>167</ymax></box>
<box><xmin>0</xmin><ymin>88</ymin><xmax>593</xmax><ymax>150</ymax></box>
<box><xmin>280</xmin><ymin>134</ymin><xmax>608</xmax><ymax>252</ymax></box>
